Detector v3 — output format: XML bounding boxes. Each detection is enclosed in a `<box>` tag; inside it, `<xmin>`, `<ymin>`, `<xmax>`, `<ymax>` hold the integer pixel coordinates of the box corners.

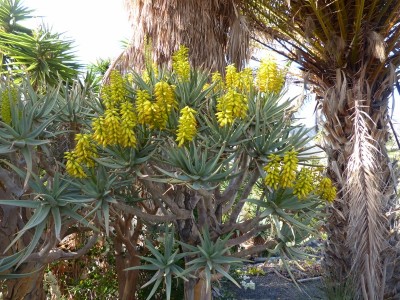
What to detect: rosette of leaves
<box><xmin>0</xmin><ymin>80</ymin><xmax>58</xmax><ymax>185</ymax></box>
<box><xmin>125</xmin><ymin>226</ymin><xmax>189</xmax><ymax>300</ymax></box>
<box><xmin>179</xmin><ymin>229</ymin><xmax>245</xmax><ymax>292</ymax></box>
<box><xmin>129</xmin><ymin>226</ymin><xmax>244</xmax><ymax>300</ymax></box>
<box><xmin>0</xmin><ymin>170</ymin><xmax>95</xmax><ymax>274</ymax></box>
<box><xmin>247</xmin><ymin>182</ymin><xmax>324</xmax><ymax>257</ymax></box>
<box><xmin>154</xmin><ymin>141</ymin><xmax>240</xmax><ymax>190</ymax></box>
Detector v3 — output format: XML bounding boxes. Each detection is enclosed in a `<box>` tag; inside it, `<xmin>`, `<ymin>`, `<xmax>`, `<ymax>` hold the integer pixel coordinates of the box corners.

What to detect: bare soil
<box><xmin>217</xmin><ymin>253</ymin><xmax>327</xmax><ymax>299</ymax></box>
<box><xmin>222</xmin><ymin>273</ymin><xmax>326</xmax><ymax>300</ymax></box>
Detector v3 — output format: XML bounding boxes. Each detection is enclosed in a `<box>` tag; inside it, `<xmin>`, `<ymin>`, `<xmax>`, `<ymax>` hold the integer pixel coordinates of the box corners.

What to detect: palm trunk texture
<box><xmin>113</xmin><ymin>0</ymin><xmax>249</xmax><ymax>74</ymax></box>
<box><xmin>321</xmin><ymin>75</ymin><xmax>399</xmax><ymax>299</ymax></box>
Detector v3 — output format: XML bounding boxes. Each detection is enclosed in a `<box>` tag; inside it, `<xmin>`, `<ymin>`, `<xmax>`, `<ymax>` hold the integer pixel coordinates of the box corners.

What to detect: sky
<box><xmin>25</xmin><ymin>0</ymin><xmax>131</xmax><ymax>65</ymax></box>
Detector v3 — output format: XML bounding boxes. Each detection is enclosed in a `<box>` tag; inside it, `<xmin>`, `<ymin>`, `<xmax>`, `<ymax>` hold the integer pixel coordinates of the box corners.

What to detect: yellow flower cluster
<box><xmin>119</xmin><ymin>101</ymin><xmax>137</xmax><ymax>147</ymax></box>
<box><xmin>65</xmin><ymin>151</ymin><xmax>87</xmax><ymax>178</ymax></box>
<box><xmin>101</xmin><ymin>109</ymin><xmax>121</xmax><ymax>145</ymax></box>
<box><xmin>154</xmin><ymin>81</ymin><xmax>177</xmax><ymax>111</ymax></box>
<box><xmin>92</xmin><ymin>101</ymin><xmax>137</xmax><ymax>148</ymax></box>
<box><xmin>211</xmin><ymin>71</ymin><xmax>224</xmax><ymax>93</ymax></box>
<box><xmin>74</xmin><ymin>134</ymin><xmax>98</xmax><ymax>167</ymax></box>
<box><xmin>209</xmin><ymin>66</ymin><xmax>249</xmax><ymax>93</ymax></box>
<box><xmin>172</xmin><ymin>45</ymin><xmax>190</xmax><ymax>81</ymax></box>
<box><xmin>239</xmin><ymin>68</ymin><xmax>253</xmax><ymax>92</ymax></box>
<box><xmin>280</xmin><ymin>150</ymin><xmax>299</xmax><ymax>188</ymax></box>
<box><xmin>135</xmin><ymin>83</ymin><xmax>176</xmax><ymax>129</ymax></box>
<box><xmin>263</xmin><ymin>150</ymin><xmax>337</xmax><ymax>202</ymax></box>
<box><xmin>264</xmin><ymin>150</ymin><xmax>336</xmax><ymax>202</ymax></box>
<box><xmin>225</xmin><ymin>65</ymin><xmax>253</xmax><ymax>92</ymax></box>
<box><xmin>216</xmin><ymin>89</ymin><xmax>248</xmax><ymax>126</ymax></box>
<box><xmin>225</xmin><ymin>65</ymin><xmax>240</xmax><ymax>89</ymax></box>
<box><xmin>142</xmin><ymin>63</ymin><xmax>159</xmax><ymax>83</ymax></box>
<box><xmin>214</xmin><ymin>65</ymin><xmax>252</xmax><ymax>127</ymax></box>
<box><xmin>264</xmin><ymin>154</ymin><xmax>282</xmax><ymax>190</ymax></box>
<box><xmin>65</xmin><ymin>134</ymin><xmax>98</xmax><ymax>178</ymax></box>
<box><xmin>256</xmin><ymin>57</ymin><xmax>285</xmax><ymax>93</ymax></box>
<box><xmin>264</xmin><ymin>150</ymin><xmax>298</xmax><ymax>189</ymax></box>
<box><xmin>316</xmin><ymin>177</ymin><xmax>337</xmax><ymax>202</ymax></box>
<box><xmin>0</xmin><ymin>87</ymin><xmax>17</xmax><ymax>125</ymax></box>
<box><xmin>176</xmin><ymin>106</ymin><xmax>197</xmax><ymax>147</ymax></box>
<box><xmin>293</xmin><ymin>168</ymin><xmax>314</xmax><ymax>199</ymax></box>
<box><xmin>101</xmin><ymin>70</ymin><xmax>128</xmax><ymax>108</ymax></box>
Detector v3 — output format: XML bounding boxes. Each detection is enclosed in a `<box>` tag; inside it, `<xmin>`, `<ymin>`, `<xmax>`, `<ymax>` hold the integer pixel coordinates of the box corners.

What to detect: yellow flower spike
<box><xmin>316</xmin><ymin>177</ymin><xmax>337</xmax><ymax>202</ymax></box>
<box><xmin>154</xmin><ymin>81</ymin><xmax>177</xmax><ymax>112</ymax></box>
<box><xmin>1</xmin><ymin>87</ymin><xmax>18</xmax><ymax>125</ymax></box>
<box><xmin>103</xmin><ymin>108</ymin><xmax>122</xmax><ymax>146</ymax></box>
<box><xmin>136</xmin><ymin>89</ymin><xmax>167</xmax><ymax>129</ymax></box>
<box><xmin>202</xmin><ymin>83</ymin><xmax>211</xmax><ymax>92</ymax></box>
<box><xmin>119</xmin><ymin>123</ymin><xmax>137</xmax><ymax>148</ymax></box>
<box><xmin>211</xmin><ymin>71</ymin><xmax>224</xmax><ymax>93</ymax></box>
<box><xmin>176</xmin><ymin>106</ymin><xmax>197</xmax><ymax>147</ymax></box>
<box><xmin>136</xmin><ymin>89</ymin><xmax>152</xmax><ymax>125</ymax></box>
<box><xmin>280</xmin><ymin>149</ymin><xmax>298</xmax><ymax>188</ymax></box>
<box><xmin>239</xmin><ymin>68</ymin><xmax>253</xmax><ymax>92</ymax></box>
<box><xmin>92</xmin><ymin>117</ymin><xmax>109</xmax><ymax>147</ymax></box>
<box><xmin>216</xmin><ymin>89</ymin><xmax>248</xmax><ymax>127</ymax></box>
<box><xmin>118</xmin><ymin>101</ymin><xmax>137</xmax><ymax>148</ymax></box>
<box><xmin>172</xmin><ymin>45</ymin><xmax>190</xmax><ymax>81</ymax></box>
<box><xmin>101</xmin><ymin>70</ymin><xmax>128</xmax><ymax>108</ymax></box>
<box><xmin>64</xmin><ymin>151</ymin><xmax>87</xmax><ymax>178</ymax></box>
<box><xmin>74</xmin><ymin>134</ymin><xmax>98</xmax><ymax>167</ymax></box>
<box><xmin>142</xmin><ymin>70</ymin><xmax>151</xmax><ymax>84</ymax></box>
<box><xmin>225</xmin><ymin>64</ymin><xmax>240</xmax><ymax>89</ymax></box>
<box><xmin>142</xmin><ymin>62</ymin><xmax>159</xmax><ymax>83</ymax></box>
<box><xmin>120</xmin><ymin>101</ymin><xmax>137</xmax><ymax>127</ymax></box>
<box><xmin>264</xmin><ymin>154</ymin><xmax>281</xmax><ymax>190</ymax></box>
<box><xmin>256</xmin><ymin>56</ymin><xmax>285</xmax><ymax>93</ymax></box>
<box><xmin>293</xmin><ymin>168</ymin><xmax>314</xmax><ymax>199</ymax></box>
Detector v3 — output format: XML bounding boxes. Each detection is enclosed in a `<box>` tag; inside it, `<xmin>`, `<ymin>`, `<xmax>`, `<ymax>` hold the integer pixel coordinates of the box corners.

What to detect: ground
<box><xmin>217</xmin><ymin>244</ymin><xmax>327</xmax><ymax>299</ymax></box>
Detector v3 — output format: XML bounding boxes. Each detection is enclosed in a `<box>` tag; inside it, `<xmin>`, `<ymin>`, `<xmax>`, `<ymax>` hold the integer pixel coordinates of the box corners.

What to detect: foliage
<box><xmin>0</xmin><ymin>0</ymin><xmax>32</xmax><ymax>34</ymax></box>
<box><xmin>0</xmin><ymin>0</ymin><xmax>81</xmax><ymax>90</ymax></box>
<box><xmin>63</xmin><ymin>246</ymin><xmax>118</xmax><ymax>300</ymax></box>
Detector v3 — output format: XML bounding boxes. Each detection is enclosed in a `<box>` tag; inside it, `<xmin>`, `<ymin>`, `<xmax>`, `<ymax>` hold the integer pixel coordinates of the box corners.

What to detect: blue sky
<box><xmin>25</xmin><ymin>0</ymin><xmax>131</xmax><ymax>65</ymax></box>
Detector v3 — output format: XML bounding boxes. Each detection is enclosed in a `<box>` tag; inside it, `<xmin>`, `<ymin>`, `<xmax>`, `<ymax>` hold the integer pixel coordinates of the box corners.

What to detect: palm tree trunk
<box><xmin>115</xmin><ymin>0</ymin><xmax>249</xmax><ymax>74</ymax></box>
<box><xmin>322</xmin><ymin>77</ymin><xmax>398</xmax><ymax>299</ymax></box>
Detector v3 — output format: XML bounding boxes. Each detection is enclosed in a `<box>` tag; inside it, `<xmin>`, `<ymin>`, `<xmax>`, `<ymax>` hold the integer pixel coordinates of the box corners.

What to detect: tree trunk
<box><xmin>114</xmin><ymin>0</ymin><xmax>249</xmax><ymax>74</ymax></box>
<box><xmin>4</xmin><ymin>263</ymin><xmax>45</xmax><ymax>300</ymax></box>
<box><xmin>114</xmin><ymin>239</ymin><xmax>141</xmax><ymax>300</ymax></box>
<box><xmin>0</xmin><ymin>172</ymin><xmax>47</xmax><ymax>300</ymax></box>
<box><xmin>321</xmin><ymin>77</ymin><xmax>398</xmax><ymax>298</ymax></box>
<box><xmin>194</xmin><ymin>279</ymin><xmax>212</xmax><ymax>300</ymax></box>
<box><xmin>184</xmin><ymin>278</ymin><xmax>197</xmax><ymax>300</ymax></box>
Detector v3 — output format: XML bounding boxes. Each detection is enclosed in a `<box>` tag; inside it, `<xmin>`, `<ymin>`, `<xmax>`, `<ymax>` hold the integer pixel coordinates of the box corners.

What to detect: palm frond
<box><xmin>346</xmin><ymin>98</ymin><xmax>387</xmax><ymax>299</ymax></box>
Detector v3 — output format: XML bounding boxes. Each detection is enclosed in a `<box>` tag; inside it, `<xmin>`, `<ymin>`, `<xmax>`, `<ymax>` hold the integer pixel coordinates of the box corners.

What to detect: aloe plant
<box><xmin>0</xmin><ymin>48</ymin><xmax>331</xmax><ymax>300</ymax></box>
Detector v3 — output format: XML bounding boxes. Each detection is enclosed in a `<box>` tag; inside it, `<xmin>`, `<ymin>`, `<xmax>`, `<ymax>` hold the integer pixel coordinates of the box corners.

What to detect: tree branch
<box><xmin>25</xmin><ymin>232</ymin><xmax>99</xmax><ymax>264</ymax></box>
<box><xmin>232</xmin><ymin>239</ymin><xmax>278</xmax><ymax>258</ymax></box>
<box><xmin>226</xmin><ymin>224</ymin><xmax>271</xmax><ymax>247</ymax></box>
<box><xmin>115</xmin><ymin>202</ymin><xmax>190</xmax><ymax>223</ymax></box>
<box><xmin>228</xmin><ymin>169</ymin><xmax>260</xmax><ymax>224</ymax></box>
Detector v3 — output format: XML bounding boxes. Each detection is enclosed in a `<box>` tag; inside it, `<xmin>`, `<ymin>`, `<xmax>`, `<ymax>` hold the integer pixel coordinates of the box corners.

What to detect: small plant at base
<box><xmin>244</xmin><ymin>266</ymin><xmax>266</xmax><ymax>276</ymax></box>
<box><xmin>240</xmin><ymin>276</ymin><xmax>256</xmax><ymax>290</ymax></box>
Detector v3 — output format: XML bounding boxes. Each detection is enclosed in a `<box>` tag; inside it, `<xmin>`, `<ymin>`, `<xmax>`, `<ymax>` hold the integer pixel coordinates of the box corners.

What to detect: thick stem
<box><xmin>184</xmin><ymin>278</ymin><xmax>198</xmax><ymax>300</ymax></box>
<box><xmin>193</xmin><ymin>279</ymin><xmax>212</xmax><ymax>300</ymax></box>
<box><xmin>5</xmin><ymin>263</ymin><xmax>46</xmax><ymax>300</ymax></box>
